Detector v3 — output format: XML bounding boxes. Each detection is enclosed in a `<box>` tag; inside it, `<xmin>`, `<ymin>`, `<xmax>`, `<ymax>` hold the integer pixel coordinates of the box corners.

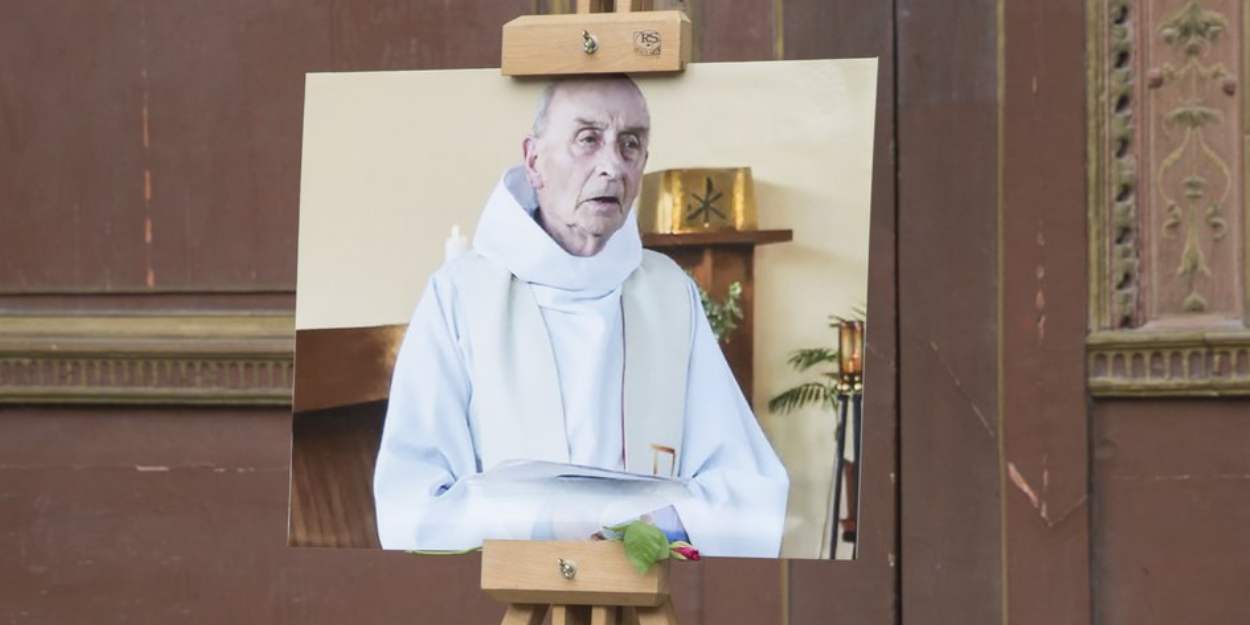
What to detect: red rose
<box><xmin>672</xmin><ymin>545</ymin><xmax>701</xmax><ymax>561</ymax></box>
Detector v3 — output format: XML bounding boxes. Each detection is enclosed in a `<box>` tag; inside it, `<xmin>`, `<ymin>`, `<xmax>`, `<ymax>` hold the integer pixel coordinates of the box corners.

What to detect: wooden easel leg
<box><xmin>575</xmin><ymin>0</ymin><xmax>608</xmax><ymax>13</ymax></box>
<box><xmin>575</xmin><ymin>0</ymin><xmax>651</xmax><ymax>13</ymax></box>
<box><xmin>633</xmin><ymin>597</ymin><xmax>679</xmax><ymax>625</ymax></box>
<box><xmin>589</xmin><ymin>605</ymin><xmax>619</xmax><ymax>625</ymax></box>
<box><xmin>614</xmin><ymin>0</ymin><xmax>653</xmax><ymax>12</ymax></box>
<box><xmin>501</xmin><ymin>604</ymin><xmax>548</xmax><ymax>625</ymax></box>
<box><xmin>621</xmin><ymin>606</ymin><xmax>641</xmax><ymax>625</ymax></box>
<box><xmin>553</xmin><ymin>604</ymin><xmax>593</xmax><ymax>625</ymax></box>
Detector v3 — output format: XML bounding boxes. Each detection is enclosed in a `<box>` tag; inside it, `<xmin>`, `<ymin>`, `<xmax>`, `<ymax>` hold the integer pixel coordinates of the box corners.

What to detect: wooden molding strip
<box><xmin>0</xmin><ymin>313</ymin><xmax>294</xmax><ymax>405</ymax></box>
<box><xmin>1088</xmin><ymin>329</ymin><xmax>1250</xmax><ymax>397</ymax></box>
<box><xmin>641</xmin><ymin>229</ymin><xmax>793</xmax><ymax>248</ymax></box>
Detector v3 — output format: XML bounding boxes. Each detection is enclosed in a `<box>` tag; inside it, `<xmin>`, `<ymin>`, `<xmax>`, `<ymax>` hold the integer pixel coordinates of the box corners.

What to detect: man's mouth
<box><xmin>582</xmin><ymin>195</ymin><xmax>622</xmax><ymax>210</ymax></box>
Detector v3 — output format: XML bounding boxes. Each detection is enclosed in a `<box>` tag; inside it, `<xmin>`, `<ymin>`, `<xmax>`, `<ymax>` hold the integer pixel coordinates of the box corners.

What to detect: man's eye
<box><xmin>578</xmin><ymin>133</ymin><xmax>600</xmax><ymax>145</ymax></box>
<box><xmin>620</xmin><ymin>137</ymin><xmax>643</xmax><ymax>158</ymax></box>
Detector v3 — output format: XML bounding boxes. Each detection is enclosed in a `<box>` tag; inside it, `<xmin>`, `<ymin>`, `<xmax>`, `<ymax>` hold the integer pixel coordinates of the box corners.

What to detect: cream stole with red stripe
<box><xmin>452</xmin><ymin>250</ymin><xmax>691</xmax><ymax>476</ymax></box>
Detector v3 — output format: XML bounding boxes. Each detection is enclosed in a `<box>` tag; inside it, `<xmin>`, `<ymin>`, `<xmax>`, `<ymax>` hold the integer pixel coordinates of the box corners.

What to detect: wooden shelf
<box><xmin>642</xmin><ymin>229</ymin><xmax>793</xmax><ymax>248</ymax></box>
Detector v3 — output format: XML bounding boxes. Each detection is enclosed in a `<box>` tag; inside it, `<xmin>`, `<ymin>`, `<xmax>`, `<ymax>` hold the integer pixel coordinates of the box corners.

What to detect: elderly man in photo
<box><xmin>373</xmin><ymin>76</ymin><xmax>788</xmax><ymax>558</ymax></box>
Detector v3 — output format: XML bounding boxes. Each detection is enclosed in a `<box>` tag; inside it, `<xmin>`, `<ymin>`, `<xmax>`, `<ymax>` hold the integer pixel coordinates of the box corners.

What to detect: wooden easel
<box><xmin>484</xmin><ymin>4</ymin><xmax>692</xmax><ymax>624</ymax></box>
<box><xmin>482</xmin><ymin>540</ymin><xmax>678</xmax><ymax>625</ymax></box>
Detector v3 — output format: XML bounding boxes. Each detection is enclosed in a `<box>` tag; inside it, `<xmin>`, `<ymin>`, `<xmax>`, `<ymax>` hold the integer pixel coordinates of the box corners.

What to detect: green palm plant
<box><xmin>767</xmin><ymin>311</ymin><xmax>863</xmax><ymax>415</ymax></box>
<box><xmin>767</xmin><ymin>344</ymin><xmax>841</xmax><ymax>414</ymax></box>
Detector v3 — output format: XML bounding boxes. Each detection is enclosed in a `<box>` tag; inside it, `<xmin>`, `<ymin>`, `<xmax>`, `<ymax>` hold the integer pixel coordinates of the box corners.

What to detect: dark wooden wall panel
<box><xmin>0</xmin><ymin>0</ymin><xmax>531</xmax><ymax>297</ymax></box>
<box><xmin>782</xmin><ymin>1</ymin><xmax>899</xmax><ymax>625</ymax></box>
<box><xmin>0</xmin><ymin>3</ymin><xmax>148</xmax><ymax>292</ymax></box>
<box><xmin>896</xmin><ymin>1</ymin><xmax>1002</xmax><ymax>625</ymax></box>
<box><xmin>694</xmin><ymin>0</ymin><xmax>775</xmax><ymax>62</ymax></box>
<box><xmin>1093</xmin><ymin>399</ymin><xmax>1250</xmax><ymax>625</ymax></box>
<box><xmin>0</xmin><ymin>407</ymin><xmax>508</xmax><ymax>623</ymax></box>
<box><xmin>0</xmin><ymin>408</ymin><xmax>716</xmax><ymax>624</ymax></box>
<box><xmin>999</xmin><ymin>1</ymin><xmax>1091</xmax><ymax>624</ymax></box>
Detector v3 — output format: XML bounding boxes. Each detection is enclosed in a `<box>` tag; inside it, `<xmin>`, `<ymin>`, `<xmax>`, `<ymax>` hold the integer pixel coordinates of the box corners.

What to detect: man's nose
<box><xmin>593</xmin><ymin>146</ymin><xmax>625</xmax><ymax>178</ymax></box>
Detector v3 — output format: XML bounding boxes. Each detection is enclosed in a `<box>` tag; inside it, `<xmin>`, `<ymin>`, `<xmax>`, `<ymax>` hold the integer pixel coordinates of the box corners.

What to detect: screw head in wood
<box><xmin>557</xmin><ymin>558</ymin><xmax>578</xmax><ymax>579</ymax></box>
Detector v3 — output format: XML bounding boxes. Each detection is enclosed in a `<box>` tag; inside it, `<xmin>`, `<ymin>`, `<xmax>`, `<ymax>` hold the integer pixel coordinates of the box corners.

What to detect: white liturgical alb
<box><xmin>373</xmin><ymin>167</ymin><xmax>789</xmax><ymax>557</ymax></box>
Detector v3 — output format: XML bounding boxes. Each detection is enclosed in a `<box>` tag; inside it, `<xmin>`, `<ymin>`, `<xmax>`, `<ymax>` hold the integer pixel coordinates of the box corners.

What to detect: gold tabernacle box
<box><xmin>637</xmin><ymin>167</ymin><xmax>758</xmax><ymax>234</ymax></box>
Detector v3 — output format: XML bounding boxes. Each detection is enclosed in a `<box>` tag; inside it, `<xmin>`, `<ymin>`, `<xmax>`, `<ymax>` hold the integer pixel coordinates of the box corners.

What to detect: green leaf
<box><xmin>786</xmin><ymin>348</ymin><xmax>839</xmax><ymax>372</ymax></box>
<box><xmin>622</xmin><ymin>522</ymin><xmax>670</xmax><ymax>574</ymax></box>
<box><xmin>692</xmin><ymin>276</ymin><xmax>745</xmax><ymax>344</ymax></box>
<box><xmin>828</xmin><ymin>307</ymin><xmax>867</xmax><ymax>326</ymax></box>
<box><xmin>767</xmin><ymin>382</ymin><xmax>837</xmax><ymax>415</ymax></box>
<box><xmin>605</xmin><ymin>521</ymin><xmax>633</xmax><ymax>534</ymax></box>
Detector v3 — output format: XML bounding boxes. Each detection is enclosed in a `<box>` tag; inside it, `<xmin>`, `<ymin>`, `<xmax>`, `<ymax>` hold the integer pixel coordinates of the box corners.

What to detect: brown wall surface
<box><xmin>1000</xmin><ymin>1</ymin><xmax>1092</xmax><ymax>625</ymax></box>
<box><xmin>1094</xmin><ymin>399</ymin><xmax>1250</xmax><ymax>625</ymax></box>
<box><xmin>896</xmin><ymin>0</ymin><xmax>1004</xmax><ymax>622</ymax></box>
<box><xmin>0</xmin><ymin>0</ymin><xmax>530</xmax><ymax>302</ymax></box>
<box><xmin>0</xmin><ymin>407</ymin><xmax>503</xmax><ymax>624</ymax></box>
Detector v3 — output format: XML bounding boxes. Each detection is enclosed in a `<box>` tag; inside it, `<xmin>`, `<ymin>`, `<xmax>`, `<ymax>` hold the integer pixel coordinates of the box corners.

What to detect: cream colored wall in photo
<box><xmin>298</xmin><ymin>68</ymin><xmax>535</xmax><ymax>330</ymax></box>
<box><xmin>297</xmin><ymin>59</ymin><xmax>877</xmax><ymax>559</ymax></box>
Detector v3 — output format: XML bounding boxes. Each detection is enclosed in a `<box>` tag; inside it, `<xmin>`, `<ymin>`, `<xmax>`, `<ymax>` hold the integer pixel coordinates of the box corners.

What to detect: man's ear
<box><xmin>522</xmin><ymin>135</ymin><xmax>544</xmax><ymax>190</ymax></box>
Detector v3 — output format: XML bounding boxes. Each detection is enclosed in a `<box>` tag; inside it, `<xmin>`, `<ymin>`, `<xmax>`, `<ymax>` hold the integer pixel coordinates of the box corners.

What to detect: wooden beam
<box><xmin>502</xmin><ymin>11</ymin><xmax>690</xmax><ymax>76</ymax></box>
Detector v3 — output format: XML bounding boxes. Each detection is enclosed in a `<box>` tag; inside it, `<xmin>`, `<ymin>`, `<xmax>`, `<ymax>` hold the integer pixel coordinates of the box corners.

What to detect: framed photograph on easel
<box><xmin>289</xmin><ymin>8</ymin><xmax>877</xmax><ymax>585</ymax></box>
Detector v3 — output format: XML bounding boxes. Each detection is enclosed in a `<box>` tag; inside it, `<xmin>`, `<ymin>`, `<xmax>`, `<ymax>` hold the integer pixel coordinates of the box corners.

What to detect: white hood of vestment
<box><xmin>470</xmin><ymin>166</ymin><xmax>642</xmax><ymax>293</ymax></box>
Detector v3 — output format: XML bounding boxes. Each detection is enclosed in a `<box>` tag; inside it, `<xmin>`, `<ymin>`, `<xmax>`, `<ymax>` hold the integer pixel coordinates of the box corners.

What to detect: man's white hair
<box><xmin>529</xmin><ymin>75</ymin><xmax>646</xmax><ymax>137</ymax></box>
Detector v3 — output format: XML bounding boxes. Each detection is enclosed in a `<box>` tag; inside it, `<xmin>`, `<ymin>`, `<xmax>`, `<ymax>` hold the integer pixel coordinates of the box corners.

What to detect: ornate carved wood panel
<box><xmin>0</xmin><ymin>314</ymin><xmax>293</xmax><ymax>404</ymax></box>
<box><xmin>1089</xmin><ymin>0</ymin><xmax>1250</xmax><ymax>395</ymax></box>
<box><xmin>1143</xmin><ymin>0</ymin><xmax>1244</xmax><ymax>320</ymax></box>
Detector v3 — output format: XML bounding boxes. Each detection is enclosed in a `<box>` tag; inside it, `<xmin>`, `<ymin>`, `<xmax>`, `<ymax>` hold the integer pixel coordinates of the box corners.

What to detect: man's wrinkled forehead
<box><xmin>531</xmin><ymin>77</ymin><xmax>650</xmax><ymax>136</ymax></box>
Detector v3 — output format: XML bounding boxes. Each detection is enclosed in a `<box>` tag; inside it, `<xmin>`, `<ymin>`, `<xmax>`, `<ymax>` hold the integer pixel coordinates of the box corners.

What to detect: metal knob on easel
<box><xmin>581</xmin><ymin>31</ymin><xmax>599</xmax><ymax>55</ymax></box>
<box><xmin>557</xmin><ymin>557</ymin><xmax>578</xmax><ymax>579</ymax></box>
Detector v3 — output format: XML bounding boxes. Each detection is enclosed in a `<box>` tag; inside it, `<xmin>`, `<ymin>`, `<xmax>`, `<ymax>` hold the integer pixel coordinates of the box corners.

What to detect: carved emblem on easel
<box><xmin>634</xmin><ymin>30</ymin><xmax>662</xmax><ymax>56</ymax></box>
